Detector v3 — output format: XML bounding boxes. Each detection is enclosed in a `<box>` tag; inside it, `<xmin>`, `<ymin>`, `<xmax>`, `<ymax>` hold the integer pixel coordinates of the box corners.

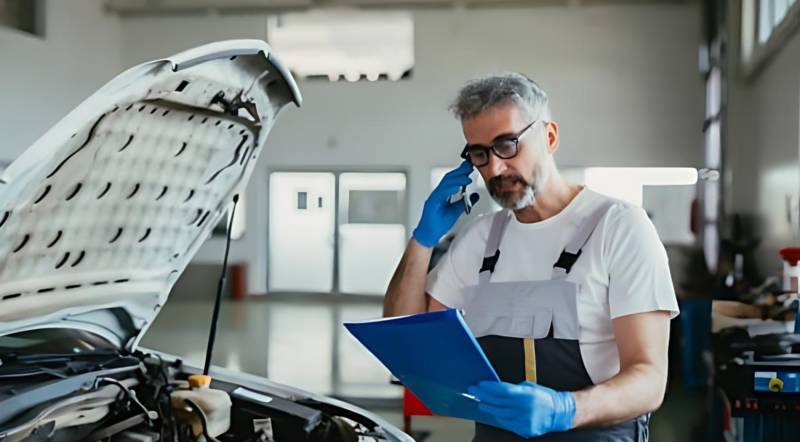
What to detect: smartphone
<box><xmin>461</xmin><ymin>185</ymin><xmax>473</xmax><ymax>214</ymax></box>
<box><xmin>449</xmin><ymin>185</ymin><xmax>473</xmax><ymax>215</ymax></box>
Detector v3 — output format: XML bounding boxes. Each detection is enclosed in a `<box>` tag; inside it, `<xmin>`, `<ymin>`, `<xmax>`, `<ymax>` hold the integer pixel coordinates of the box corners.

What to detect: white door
<box><xmin>269</xmin><ymin>172</ymin><xmax>335</xmax><ymax>292</ymax></box>
<box><xmin>337</xmin><ymin>172</ymin><xmax>407</xmax><ymax>295</ymax></box>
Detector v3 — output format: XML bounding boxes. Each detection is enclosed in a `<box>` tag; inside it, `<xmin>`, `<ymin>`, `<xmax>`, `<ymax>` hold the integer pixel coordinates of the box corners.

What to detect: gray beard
<box><xmin>488</xmin><ymin>160</ymin><xmax>549</xmax><ymax>210</ymax></box>
<box><xmin>491</xmin><ymin>184</ymin><xmax>536</xmax><ymax>210</ymax></box>
<box><xmin>513</xmin><ymin>185</ymin><xmax>536</xmax><ymax>210</ymax></box>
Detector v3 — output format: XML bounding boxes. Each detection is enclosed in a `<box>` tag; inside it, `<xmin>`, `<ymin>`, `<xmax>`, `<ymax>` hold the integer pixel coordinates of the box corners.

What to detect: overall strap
<box><xmin>551</xmin><ymin>199</ymin><xmax>615</xmax><ymax>281</ymax></box>
<box><xmin>478</xmin><ymin>210</ymin><xmax>513</xmax><ymax>285</ymax></box>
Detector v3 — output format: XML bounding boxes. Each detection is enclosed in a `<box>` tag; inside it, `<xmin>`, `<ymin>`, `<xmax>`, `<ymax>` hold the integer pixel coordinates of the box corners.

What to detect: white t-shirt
<box><xmin>426</xmin><ymin>188</ymin><xmax>679</xmax><ymax>384</ymax></box>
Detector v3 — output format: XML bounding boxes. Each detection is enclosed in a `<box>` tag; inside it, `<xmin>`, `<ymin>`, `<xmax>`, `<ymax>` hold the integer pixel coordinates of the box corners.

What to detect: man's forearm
<box><xmin>383</xmin><ymin>239</ymin><xmax>433</xmax><ymax>317</ymax></box>
<box><xmin>571</xmin><ymin>362</ymin><xmax>667</xmax><ymax>428</ymax></box>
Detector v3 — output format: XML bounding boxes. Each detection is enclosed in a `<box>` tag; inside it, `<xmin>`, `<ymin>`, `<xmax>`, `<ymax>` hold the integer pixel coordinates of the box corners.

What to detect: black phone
<box><xmin>461</xmin><ymin>185</ymin><xmax>472</xmax><ymax>215</ymax></box>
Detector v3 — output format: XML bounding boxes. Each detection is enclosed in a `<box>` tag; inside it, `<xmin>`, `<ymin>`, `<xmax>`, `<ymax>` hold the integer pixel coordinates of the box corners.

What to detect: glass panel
<box><xmin>338</xmin><ymin>304</ymin><xmax>399</xmax><ymax>398</ymax></box>
<box><xmin>348</xmin><ymin>190</ymin><xmax>403</xmax><ymax>224</ymax></box>
<box><xmin>774</xmin><ymin>0</ymin><xmax>790</xmax><ymax>24</ymax></box>
<box><xmin>338</xmin><ymin>173</ymin><xmax>407</xmax><ymax>295</ymax></box>
<box><xmin>759</xmin><ymin>0</ymin><xmax>774</xmax><ymax>43</ymax></box>
<box><xmin>269</xmin><ymin>172</ymin><xmax>335</xmax><ymax>292</ymax></box>
<box><xmin>267</xmin><ymin>304</ymin><xmax>333</xmax><ymax>394</ymax></box>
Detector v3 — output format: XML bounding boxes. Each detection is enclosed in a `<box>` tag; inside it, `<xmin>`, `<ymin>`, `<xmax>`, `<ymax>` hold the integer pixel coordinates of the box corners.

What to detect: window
<box><xmin>759</xmin><ymin>0</ymin><xmax>774</xmax><ymax>43</ymax></box>
<box><xmin>741</xmin><ymin>0</ymin><xmax>800</xmax><ymax>71</ymax></box>
<box><xmin>266</xmin><ymin>10</ymin><xmax>414</xmax><ymax>82</ymax></box>
<box><xmin>759</xmin><ymin>0</ymin><xmax>797</xmax><ymax>42</ymax></box>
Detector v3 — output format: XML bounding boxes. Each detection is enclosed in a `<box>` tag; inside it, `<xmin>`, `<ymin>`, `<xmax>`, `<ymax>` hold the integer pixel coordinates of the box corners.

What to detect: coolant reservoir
<box><xmin>171</xmin><ymin>374</ymin><xmax>232</xmax><ymax>438</ymax></box>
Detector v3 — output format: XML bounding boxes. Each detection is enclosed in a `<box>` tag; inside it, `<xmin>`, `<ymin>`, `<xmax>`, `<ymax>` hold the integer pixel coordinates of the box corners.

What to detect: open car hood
<box><xmin>0</xmin><ymin>40</ymin><xmax>301</xmax><ymax>351</ymax></box>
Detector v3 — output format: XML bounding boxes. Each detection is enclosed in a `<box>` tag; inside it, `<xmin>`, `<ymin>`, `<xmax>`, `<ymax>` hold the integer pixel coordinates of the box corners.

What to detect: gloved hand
<box><xmin>412</xmin><ymin>160</ymin><xmax>479</xmax><ymax>248</ymax></box>
<box><xmin>468</xmin><ymin>380</ymin><xmax>576</xmax><ymax>438</ymax></box>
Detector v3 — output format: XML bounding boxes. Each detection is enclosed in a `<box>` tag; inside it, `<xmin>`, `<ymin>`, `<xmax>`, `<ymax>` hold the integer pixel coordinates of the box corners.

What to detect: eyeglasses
<box><xmin>460</xmin><ymin>120</ymin><xmax>539</xmax><ymax>167</ymax></box>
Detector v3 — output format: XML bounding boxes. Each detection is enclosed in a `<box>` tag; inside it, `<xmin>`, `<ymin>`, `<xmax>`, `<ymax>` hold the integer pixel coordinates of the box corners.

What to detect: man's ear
<box><xmin>546</xmin><ymin>121</ymin><xmax>560</xmax><ymax>154</ymax></box>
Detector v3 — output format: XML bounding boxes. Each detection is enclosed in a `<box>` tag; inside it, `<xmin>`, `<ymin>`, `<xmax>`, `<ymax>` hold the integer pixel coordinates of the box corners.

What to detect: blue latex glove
<box><xmin>412</xmin><ymin>160</ymin><xmax>479</xmax><ymax>248</ymax></box>
<box><xmin>468</xmin><ymin>381</ymin><xmax>576</xmax><ymax>438</ymax></box>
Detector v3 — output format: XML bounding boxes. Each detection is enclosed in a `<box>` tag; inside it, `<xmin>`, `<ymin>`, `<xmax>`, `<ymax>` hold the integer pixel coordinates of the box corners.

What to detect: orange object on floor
<box><xmin>229</xmin><ymin>264</ymin><xmax>247</xmax><ymax>300</ymax></box>
<box><xmin>403</xmin><ymin>387</ymin><xmax>433</xmax><ymax>434</ymax></box>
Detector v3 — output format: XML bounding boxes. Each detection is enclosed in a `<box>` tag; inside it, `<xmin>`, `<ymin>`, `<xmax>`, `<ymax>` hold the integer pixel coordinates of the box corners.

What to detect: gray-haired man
<box><xmin>383</xmin><ymin>72</ymin><xmax>678</xmax><ymax>441</ymax></box>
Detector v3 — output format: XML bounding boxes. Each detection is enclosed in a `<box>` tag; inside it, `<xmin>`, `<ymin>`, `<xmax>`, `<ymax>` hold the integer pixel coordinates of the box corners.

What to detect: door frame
<box><xmin>265</xmin><ymin>165</ymin><xmax>410</xmax><ymax>296</ymax></box>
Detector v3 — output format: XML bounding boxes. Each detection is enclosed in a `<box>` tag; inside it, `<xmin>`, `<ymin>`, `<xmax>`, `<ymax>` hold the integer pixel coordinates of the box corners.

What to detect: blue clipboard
<box><xmin>344</xmin><ymin>309</ymin><xmax>503</xmax><ymax>426</ymax></box>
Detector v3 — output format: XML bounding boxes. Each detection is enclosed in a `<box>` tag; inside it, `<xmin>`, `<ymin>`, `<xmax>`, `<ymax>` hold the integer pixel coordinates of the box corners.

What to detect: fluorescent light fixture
<box><xmin>266</xmin><ymin>9</ymin><xmax>414</xmax><ymax>82</ymax></box>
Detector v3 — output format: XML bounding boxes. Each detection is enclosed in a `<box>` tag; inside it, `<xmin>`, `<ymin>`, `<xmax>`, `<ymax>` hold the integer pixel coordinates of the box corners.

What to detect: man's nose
<box><xmin>485</xmin><ymin>153</ymin><xmax>507</xmax><ymax>176</ymax></box>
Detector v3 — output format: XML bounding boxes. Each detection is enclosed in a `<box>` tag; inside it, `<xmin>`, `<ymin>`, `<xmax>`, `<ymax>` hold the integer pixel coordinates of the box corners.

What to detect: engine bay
<box><xmin>0</xmin><ymin>349</ymin><xmax>395</xmax><ymax>442</ymax></box>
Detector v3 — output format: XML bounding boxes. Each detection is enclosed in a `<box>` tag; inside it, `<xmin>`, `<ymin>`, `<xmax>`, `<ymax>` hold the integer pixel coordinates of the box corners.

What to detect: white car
<box><xmin>0</xmin><ymin>40</ymin><xmax>412</xmax><ymax>442</ymax></box>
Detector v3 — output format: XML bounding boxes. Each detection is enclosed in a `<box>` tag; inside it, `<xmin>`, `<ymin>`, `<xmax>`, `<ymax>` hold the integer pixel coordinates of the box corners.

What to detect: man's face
<box><xmin>461</xmin><ymin>103</ymin><xmax>556</xmax><ymax>209</ymax></box>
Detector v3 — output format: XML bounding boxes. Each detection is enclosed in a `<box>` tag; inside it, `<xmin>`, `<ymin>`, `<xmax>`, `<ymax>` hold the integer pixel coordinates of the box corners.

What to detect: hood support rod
<box><xmin>203</xmin><ymin>194</ymin><xmax>240</xmax><ymax>376</ymax></box>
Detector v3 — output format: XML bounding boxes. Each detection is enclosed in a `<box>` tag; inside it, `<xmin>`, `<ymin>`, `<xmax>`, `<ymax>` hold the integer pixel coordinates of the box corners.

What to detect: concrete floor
<box><xmin>141</xmin><ymin>297</ymin><xmax>706</xmax><ymax>441</ymax></box>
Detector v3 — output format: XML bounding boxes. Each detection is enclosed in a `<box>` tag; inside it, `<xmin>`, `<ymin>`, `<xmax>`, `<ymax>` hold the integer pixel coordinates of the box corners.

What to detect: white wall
<box><xmin>727</xmin><ymin>9</ymin><xmax>800</xmax><ymax>276</ymax></box>
<box><xmin>119</xmin><ymin>2</ymin><xmax>705</xmax><ymax>294</ymax></box>
<box><xmin>0</xmin><ymin>3</ymin><xmax>705</xmax><ymax>295</ymax></box>
<box><xmin>0</xmin><ymin>0</ymin><xmax>122</xmax><ymax>161</ymax></box>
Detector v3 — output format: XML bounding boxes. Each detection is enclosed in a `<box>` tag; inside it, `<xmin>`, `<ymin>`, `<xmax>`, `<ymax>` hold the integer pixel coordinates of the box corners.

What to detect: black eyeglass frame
<box><xmin>459</xmin><ymin>120</ymin><xmax>541</xmax><ymax>167</ymax></box>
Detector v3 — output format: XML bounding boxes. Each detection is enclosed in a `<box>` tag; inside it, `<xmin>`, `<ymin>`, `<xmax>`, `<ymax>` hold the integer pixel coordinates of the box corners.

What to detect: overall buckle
<box><xmin>553</xmin><ymin>249</ymin><xmax>582</xmax><ymax>274</ymax></box>
<box><xmin>479</xmin><ymin>250</ymin><xmax>501</xmax><ymax>274</ymax></box>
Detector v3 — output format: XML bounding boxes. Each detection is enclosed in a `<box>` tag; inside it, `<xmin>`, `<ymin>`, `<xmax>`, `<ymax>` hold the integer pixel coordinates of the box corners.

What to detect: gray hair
<box><xmin>449</xmin><ymin>72</ymin><xmax>552</xmax><ymax>122</ymax></box>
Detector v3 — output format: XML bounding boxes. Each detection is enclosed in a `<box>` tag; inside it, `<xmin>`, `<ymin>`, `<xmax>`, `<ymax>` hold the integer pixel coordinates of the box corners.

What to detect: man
<box><xmin>383</xmin><ymin>72</ymin><xmax>678</xmax><ymax>441</ymax></box>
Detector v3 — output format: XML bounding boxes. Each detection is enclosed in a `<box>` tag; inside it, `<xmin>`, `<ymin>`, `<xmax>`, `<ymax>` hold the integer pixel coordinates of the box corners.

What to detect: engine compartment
<box><xmin>0</xmin><ymin>350</ymin><xmax>395</xmax><ymax>442</ymax></box>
